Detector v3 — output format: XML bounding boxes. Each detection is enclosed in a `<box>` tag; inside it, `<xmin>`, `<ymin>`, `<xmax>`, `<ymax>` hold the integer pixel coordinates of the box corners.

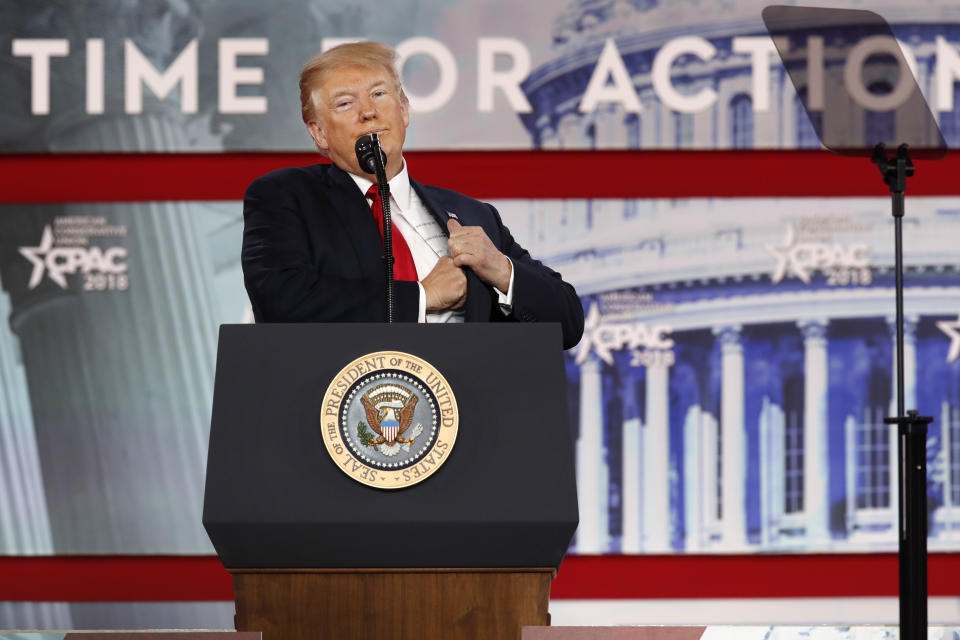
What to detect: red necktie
<box><xmin>366</xmin><ymin>184</ymin><xmax>418</xmax><ymax>281</ymax></box>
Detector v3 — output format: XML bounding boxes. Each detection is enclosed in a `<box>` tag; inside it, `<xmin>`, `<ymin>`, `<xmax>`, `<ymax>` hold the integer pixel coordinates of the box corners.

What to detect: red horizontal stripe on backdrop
<box><xmin>554</xmin><ymin>554</ymin><xmax>897</xmax><ymax>600</ymax></box>
<box><xmin>2</xmin><ymin>553</ymin><xmax>960</xmax><ymax>602</ymax></box>
<box><xmin>0</xmin><ymin>555</ymin><xmax>231</xmax><ymax>602</ymax></box>
<box><xmin>0</xmin><ymin>150</ymin><xmax>957</xmax><ymax>204</ymax></box>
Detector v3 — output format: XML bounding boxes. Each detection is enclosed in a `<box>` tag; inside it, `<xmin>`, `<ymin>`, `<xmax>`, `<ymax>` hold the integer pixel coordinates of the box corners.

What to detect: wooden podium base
<box><xmin>231</xmin><ymin>567</ymin><xmax>553</xmax><ymax>640</ymax></box>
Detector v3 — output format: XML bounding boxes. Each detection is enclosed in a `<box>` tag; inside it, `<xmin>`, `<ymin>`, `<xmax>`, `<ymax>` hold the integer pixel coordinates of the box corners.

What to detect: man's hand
<box><xmin>447</xmin><ymin>219</ymin><xmax>512</xmax><ymax>292</ymax></box>
<box><xmin>421</xmin><ymin>256</ymin><xmax>467</xmax><ymax>312</ymax></box>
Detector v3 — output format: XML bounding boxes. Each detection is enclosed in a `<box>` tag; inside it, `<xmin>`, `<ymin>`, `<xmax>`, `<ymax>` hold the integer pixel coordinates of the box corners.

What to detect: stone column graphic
<box><xmin>621</xmin><ymin>368</ymin><xmax>643</xmax><ymax>553</ymax></box>
<box><xmin>576</xmin><ymin>354</ymin><xmax>608</xmax><ymax>552</ymax></box>
<box><xmin>0</xmin><ymin>289</ymin><xmax>72</xmax><ymax>628</ymax></box>
<box><xmin>643</xmin><ymin>363</ymin><xmax>670</xmax><ymax>550</ymax></box>
<box><xmin>759</xmin><ymin>396</ymin><xmax>786</xmax><ymax>547</ymax></box>
<box><xmin>683</xmin><ymin>404</ymin><xmax>704</xmax><ymax>550</ymax></box>
<box><xmin>715</xmin><ymin>325</ymin><xmax>747</xmax><ymax>547</ymax></box>
<box><xmin>800</xmin><ymin>319</ymin><xmax>830</xmax><ymax>543</ymax></box>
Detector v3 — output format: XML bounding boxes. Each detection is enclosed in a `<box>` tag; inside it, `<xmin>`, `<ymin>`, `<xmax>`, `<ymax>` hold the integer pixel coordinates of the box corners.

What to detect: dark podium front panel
<box><xmin>203</xmin><ymin>323</ymin><xmax>578</xmax><ymax>570</ymax></box>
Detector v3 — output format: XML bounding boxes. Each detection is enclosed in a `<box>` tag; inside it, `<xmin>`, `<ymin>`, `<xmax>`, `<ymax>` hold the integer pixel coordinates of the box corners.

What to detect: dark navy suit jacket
<box><xmin>241</xmin><ymin>162</ymin><xmax>584</xmax><ymax>349</ymax></box>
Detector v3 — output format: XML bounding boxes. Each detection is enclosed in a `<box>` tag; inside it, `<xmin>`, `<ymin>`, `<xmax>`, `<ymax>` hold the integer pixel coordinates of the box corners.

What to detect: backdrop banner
<box><xmin>4</xmin><ymin>0</ymin><xmax>960</xmax><ymax>152</ymax></box>
<box><xmin>2</xmin><ymin>195</ymin><xmax>960</xmax><ymax>558</ymax></box>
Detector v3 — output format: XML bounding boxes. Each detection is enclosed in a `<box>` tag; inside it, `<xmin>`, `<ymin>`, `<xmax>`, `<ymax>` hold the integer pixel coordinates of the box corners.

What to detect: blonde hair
<box><xmin>299</xmin><ymin>41</ymin><xmax>408</xmax><ymax>125</ymax></box>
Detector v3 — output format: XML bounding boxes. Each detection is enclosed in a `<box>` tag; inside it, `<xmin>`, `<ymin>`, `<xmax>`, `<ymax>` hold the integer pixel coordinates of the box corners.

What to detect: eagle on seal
<box><xmin>360</xmin><ymin>393</ymin><xmax>418</xmax><ymax>446</ymax></box>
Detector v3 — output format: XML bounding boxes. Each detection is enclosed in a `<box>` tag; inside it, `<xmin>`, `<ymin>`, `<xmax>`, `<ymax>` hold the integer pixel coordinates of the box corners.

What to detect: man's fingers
<box><xmin>422</xmin><ymin>254</ymin><xmax>468</xmax><ymax>313</ymax></box>
<box><xmin>449</xmin><ymin>232</ymin><xmax>485</xmax><ymax>255</ymax></box>
<box><xmin>446</xmin><ymin>218</ymin><xmax>462</xmax><ymax>234</ymax></box>
<box><xmin>452</xmin><ymin>252</ymin><xmax>478</xmax><ymax>267</ymax></box>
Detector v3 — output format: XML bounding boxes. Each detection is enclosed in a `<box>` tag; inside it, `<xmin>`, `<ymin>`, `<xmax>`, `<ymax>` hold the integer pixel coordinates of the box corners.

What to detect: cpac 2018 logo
<box><xmin>766</xmin><ymin>224</ymin><xmax>872</xmax><ymax>286</ymax></box>
<box><xmin>576</xmin><ymin>303</ymin><xmax>675</xmax><ymax>368</ymax></box>
<box><xmin>19</xmin><ymin>226</ymin><xmax>128</xmax><ymax>291</ymax></box>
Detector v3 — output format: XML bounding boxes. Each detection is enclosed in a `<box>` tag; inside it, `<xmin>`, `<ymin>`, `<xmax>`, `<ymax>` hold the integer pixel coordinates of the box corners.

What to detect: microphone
<box><xmin>355</xmin><ymin>133</ymin><xmax>388</xmax><ymax>177</ymax></box>
<box><xmin>354</xmin><ymin>133</ymin><xmax>395</xmax><ymax>322</ymax></box>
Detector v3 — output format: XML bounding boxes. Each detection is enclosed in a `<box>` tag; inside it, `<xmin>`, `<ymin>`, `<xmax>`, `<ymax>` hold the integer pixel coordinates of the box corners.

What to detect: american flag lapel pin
<box><xmin>447</xmin><ymin>211</ymin><xmax>459</xmax><ymax>221</ymax></box>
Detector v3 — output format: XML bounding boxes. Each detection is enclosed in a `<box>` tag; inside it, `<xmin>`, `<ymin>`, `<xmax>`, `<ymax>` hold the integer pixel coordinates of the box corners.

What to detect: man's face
<box><xmin>307</xmin><ymin>64</ymin><xmax>409</xmax><ymax>181</ymax></box>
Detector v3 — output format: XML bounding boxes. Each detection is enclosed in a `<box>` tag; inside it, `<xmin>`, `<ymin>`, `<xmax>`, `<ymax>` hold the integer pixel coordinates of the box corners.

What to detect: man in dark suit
<box><xmin>241</xmin><ymin>42</ymin><xmax>584</xmax><ymax>350</ymax></box>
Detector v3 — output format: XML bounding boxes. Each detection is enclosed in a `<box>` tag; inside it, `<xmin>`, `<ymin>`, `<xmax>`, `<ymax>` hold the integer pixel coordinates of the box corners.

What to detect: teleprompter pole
<box><xmin>873</xmin><ymin>143</ymin><xmax>933</xmax><ymax>640</ymax></box>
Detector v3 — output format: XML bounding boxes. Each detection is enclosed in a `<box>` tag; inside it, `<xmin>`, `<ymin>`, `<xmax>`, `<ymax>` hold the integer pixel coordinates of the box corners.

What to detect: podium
<box><xmin>203</xmin><ymin>323</ymin><xmax>579</xmax><ymax>640</ymax></box>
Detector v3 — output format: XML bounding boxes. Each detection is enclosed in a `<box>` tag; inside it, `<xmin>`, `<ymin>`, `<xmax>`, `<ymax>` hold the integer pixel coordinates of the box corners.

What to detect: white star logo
<box><xmin>938</xmin><ymin>315</ymin><xmax>960</xmax><ymax>364</ymax></box>
<box><xmin>18</xmin><ymin>225</ymin><xmax>64</xmax><ymax>289</ymax></box>
<box><xmin>766</xmin><ymin>225</ymin><xmax>807</xmax><ymax>284</ymax></box>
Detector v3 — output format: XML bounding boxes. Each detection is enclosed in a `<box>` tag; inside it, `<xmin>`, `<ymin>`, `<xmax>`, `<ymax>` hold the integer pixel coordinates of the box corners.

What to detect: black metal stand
<box><xmin>354</xmin><ymin>132</ymin><xmax>396</xmax><ymax>322</ymax></box>
<box><xmin>872</xmin><ymin>143</ymin><xmax>933</xmax><ymax>640</ymax></box>
<box><xmin>370</xmin><ymin>142</ymin><xmax>395</xmax><ymax>323</ymax></box>
<box><xmin>376</xmin><ymin>172</ymin><xmax>395</xmax><ymax>324</ymax></box>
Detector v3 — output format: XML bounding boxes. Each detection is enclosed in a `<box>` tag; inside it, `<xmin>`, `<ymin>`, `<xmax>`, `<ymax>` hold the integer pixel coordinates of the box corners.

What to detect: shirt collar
<box><xmin>347</xmin><ymin>158</ymin><xmax>412</xmax><ymax>213</ymax></box>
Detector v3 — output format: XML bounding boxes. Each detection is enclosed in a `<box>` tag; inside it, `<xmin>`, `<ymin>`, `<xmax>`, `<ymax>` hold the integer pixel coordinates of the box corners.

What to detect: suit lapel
<box><xmin>320</xmin><ymin>164</ymin><xmax>384</xmax><ymax>279</ymax></box>
<box><xmin>411</xmin><ymin>179</ymin><xmax>491</xmax><ymax>323</ymax></box>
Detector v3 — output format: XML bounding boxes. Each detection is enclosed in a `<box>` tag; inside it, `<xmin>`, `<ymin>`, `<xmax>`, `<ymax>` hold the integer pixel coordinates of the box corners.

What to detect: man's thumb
<box><xmin>446</xmin><ymin>218</ymin><xmax>462</xmax><ymax>233</ymax></box>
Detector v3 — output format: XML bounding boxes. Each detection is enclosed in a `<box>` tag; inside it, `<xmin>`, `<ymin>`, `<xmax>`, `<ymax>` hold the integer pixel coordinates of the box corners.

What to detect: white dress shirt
<box><xmin>348</xmin><ymin>159</ymin><xmax>514</xmax><ymax>323</ymax></box>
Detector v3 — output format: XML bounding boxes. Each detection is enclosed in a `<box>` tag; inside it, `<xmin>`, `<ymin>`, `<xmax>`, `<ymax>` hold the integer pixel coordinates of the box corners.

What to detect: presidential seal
<box><xmin>320</xmin><ymin>351</ymin><xmax>459</xmax><ymax>489</ymax></box>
